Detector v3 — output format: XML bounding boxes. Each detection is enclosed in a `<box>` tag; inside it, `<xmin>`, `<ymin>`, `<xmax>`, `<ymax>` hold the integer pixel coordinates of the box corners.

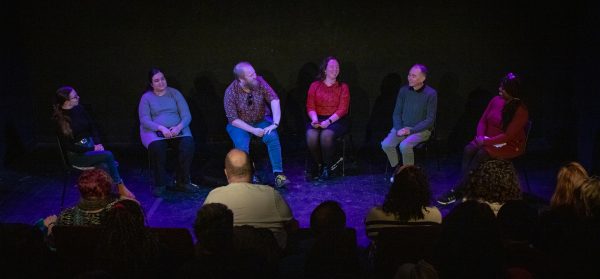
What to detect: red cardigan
<box><xmin>477</xmin><ymin>96</ymin><xmax>529</xmax><ymax>159</ymax></box>
<box><xmin>306</xmin><ymin>81</ymin><xmax>350</xmax><ymax>117</ymax></box>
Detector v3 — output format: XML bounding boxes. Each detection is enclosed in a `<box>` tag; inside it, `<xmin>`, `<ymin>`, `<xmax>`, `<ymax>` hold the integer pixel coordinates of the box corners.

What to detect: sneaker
<box><xmin>436</xmin><ymin>189</ymin><xmax>457</xmax><ymax>205</ymax></box>
<box><xmin>152</xmin><ymin>186</ymin><xmax>166</xmax><ymax>197</ymax></box>
<box><xmin>170</xmin><ymin>182</ymin><xmax>201</xmax><ymax>193</ymax></box>
<box><xmin>274</xmin><ymin>173</ymin><xmax>290</xmax><ymax>188</ymax></box>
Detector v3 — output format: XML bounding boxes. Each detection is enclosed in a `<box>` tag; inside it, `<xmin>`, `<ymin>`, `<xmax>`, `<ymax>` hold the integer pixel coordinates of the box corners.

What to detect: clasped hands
<box><xmin>158</xmin><ymin>124</ymin><xmax>184</xmax><ymax>138</ymax></box>
<box><xmin>311</xmin><ymin>119</ymin><xmax>331</xmax><ymax>129</ymax></box>
<box><xmin>396</xmin><ymin>127</ymin><xmax>411</xmax><ymax>137</ymax></box>
<box><xmin>252</xmin><ymin>124</ymin><xmax>278</xmax><ymax>137</ymax></box>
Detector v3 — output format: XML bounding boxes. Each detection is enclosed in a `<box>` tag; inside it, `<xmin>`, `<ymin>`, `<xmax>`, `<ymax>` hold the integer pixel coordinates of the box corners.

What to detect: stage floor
<box><xmin>0</xmin><ymin>143</ymin><xmax>558</xmax><ymax>248</ymax></box>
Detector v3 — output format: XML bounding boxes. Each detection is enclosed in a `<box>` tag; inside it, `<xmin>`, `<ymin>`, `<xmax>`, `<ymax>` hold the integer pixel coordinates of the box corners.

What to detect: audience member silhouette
<box><xmin>178</xmin><ymin>202</ymin><xmax>238</xmax><ymax>278</ymax></box>
<box><xmin>365</xmin><ymin>165</ymin><xmax>441</xmax><ymax>239</ymax></box>
<box><xmin>433</xmin><ymin>200</ymin><xmax>504</xmax><ymax>278</ymax></box>
<box><xmin>94</xmin><ymin>199</ymin><xmax>161</xmax><ymax>278</ymax></box>
<box><xmin>463</xmin><ymin>159</ymin><xmax>522</xmax><ymax>215</ymax></box>
<box><xmin>304</xmin><ymin>200</ymin><xmax>360</xmax><ymax>279</ymax></box>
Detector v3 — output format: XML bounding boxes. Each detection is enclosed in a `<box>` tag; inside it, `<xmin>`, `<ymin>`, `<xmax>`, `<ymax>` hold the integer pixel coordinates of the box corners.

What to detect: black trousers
<box><xmin>148</xmin><ymin>136</ymin><xmax>195</xmax><ymax>187</ymax></box>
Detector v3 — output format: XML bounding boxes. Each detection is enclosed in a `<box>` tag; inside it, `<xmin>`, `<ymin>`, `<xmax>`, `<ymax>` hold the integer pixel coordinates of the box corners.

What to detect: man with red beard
<box><xmin>223</xmin><ymin>62</ymin><xmax>290</xmax><ymax>188</ymax></box>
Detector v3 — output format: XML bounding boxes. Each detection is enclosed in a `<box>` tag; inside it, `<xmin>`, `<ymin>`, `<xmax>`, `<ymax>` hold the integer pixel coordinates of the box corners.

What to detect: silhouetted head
<box><xmin>579</xmin><ymin>177</ymin><xmax>600</xmax><ymax>218</ymax></box>
<box><xmin>465</xmin><ymin>159</ymin><xmax>522</xmax><ymax>204</ymax></box>
<box><xmin>194</xmin><ymin>203</ymin><xmax>234</xmax><ymax>254</ymax></box>
<box><xmin>383</xmin><ymin>165</ymin><xmax>432</xmax><ymax>221</ymax></box>
<box><xmin>551</xmin><ymin>162</ymin><xmax>589</xmax><ymax>209</ymax></box>
<box><xmin>310</xmin><ymin>200</ymin><xmax>346</xmax><ymax>235</ymax></box>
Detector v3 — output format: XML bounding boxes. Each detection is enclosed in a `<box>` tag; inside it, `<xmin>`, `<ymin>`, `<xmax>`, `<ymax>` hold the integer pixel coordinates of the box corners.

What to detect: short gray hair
<box><xmin>233</xmin><ymin>61</ymin><xmax>252</xmax><ymax>79</ymax></box>
<box><xmin>412</xmin><ymin>64</ymin><xmax>429</xmax><ymax>77</ymax></box>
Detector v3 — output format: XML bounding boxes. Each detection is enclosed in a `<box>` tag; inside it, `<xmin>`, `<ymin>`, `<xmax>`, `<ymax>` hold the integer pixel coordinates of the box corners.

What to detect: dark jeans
<box><xmin>68</xmin><ymin>150</ymin><xmax>122</xmax><ymax>183</ymax></box>
<box><xmin>148</xmin><ymin>136</ymin><xmax>195</xmax><ymax>188</ymax></box>
<box><xmin>456</xmin><ymin>140</ymin><xmax>491</xmax><ymax>194</ymax></box>
<box><xmin>306</xmin><ymin>116</ymin><xmax>350</xmax><ymax>166</ymax></box>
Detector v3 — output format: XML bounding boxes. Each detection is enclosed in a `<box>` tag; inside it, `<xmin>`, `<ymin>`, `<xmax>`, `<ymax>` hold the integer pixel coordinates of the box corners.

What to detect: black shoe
<box><xmin>318</xmin><ymin>165</ymin><xmax>331</xmax><ymax>181</ymax></box>
<box><xmin>305</xmin><ymin>164</ymin><xmax>321</xmax><ymax>181</ymax></box>
<box><xmin>436</xmin><ymin>189</ymin><xmax>457</xmax><ymax>205</ymax></box>
<box><xmin>170</xmin><ymin>182</ymin><xmax>201</xmax><ymax>193</ymax></box>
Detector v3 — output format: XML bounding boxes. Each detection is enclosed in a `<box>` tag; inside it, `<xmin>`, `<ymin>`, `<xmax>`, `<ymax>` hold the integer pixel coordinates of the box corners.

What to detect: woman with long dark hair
<box><xmin>52</xmin><ymin>86</ymin><xmax>134</xmax><ymax>199</ymax></box>
<box><xmin>305</xmin><ymin>56</ymin><xmax>350</xmax><ymax>180</ymax></box>
<box><xmin>438</xmin><ymin>73</ymin><xmax>529</xmax><ymax>205</ymax></box>
<box><xmin>365</xmin><ymin>165</ymin><xmax>441</xmax><ymax>239</ymax></box>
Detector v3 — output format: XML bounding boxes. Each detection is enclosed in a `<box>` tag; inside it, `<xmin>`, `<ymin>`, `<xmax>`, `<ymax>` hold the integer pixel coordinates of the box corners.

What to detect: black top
<box><xmin>57</xmin><ymin>104</ymin><xmax>101</xmax><ymax>153</ymax></box>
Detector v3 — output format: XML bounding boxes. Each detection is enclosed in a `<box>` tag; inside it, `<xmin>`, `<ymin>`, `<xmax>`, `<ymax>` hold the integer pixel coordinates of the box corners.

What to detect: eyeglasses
<box><xmin>246</xmin><ymin>94</ymin><xmax>253</xmax><ymax>107</ymax></box>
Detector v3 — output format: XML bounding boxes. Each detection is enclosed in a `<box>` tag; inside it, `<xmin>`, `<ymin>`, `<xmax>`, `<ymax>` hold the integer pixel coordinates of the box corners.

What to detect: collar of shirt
<box><xmin>410</xmin><ymin>85</ymin><xmax>426</xmax><ymax>93</ymax></box>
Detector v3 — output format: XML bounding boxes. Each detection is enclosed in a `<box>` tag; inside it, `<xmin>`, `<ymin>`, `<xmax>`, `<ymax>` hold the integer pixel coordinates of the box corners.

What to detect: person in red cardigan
<box><xmin>306</xmin><ymin>56</ymin><xmax>350</xmax><ymax>180</ymax></box>
<box><xmin>438</xmin><ymin>73</ymin><xmax>529</xmax><ymax>205</ymax></box>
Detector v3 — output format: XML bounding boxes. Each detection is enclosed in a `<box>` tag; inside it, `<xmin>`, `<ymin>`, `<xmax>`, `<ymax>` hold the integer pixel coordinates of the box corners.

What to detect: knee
<box><xmin>180</xmin><ymin>137</ymin><xmax>196</xmax><ymax>151</ymax></box>
<box><xmin>399</xmin><ymin>142</ymin><xmax>413</xmax><ymax>153</ymax></box>
<box><xmin>320</xmin><ymin>130</ymin><xmax>336</xmax><ymax>143</ymax></box>
<box><xmin>264</xmin><ymin>131</ymin><xmax>280</xmax><ymax>143</ymax></box>
<box><xmin>381</xmin><ymin>141</ymin><xmax>395</xmax><ymax>150</ymax></box>
<box><xmin>464</xmin><ymin>142</ymin><xmax>480</xmax><ymax>154</ymax></box>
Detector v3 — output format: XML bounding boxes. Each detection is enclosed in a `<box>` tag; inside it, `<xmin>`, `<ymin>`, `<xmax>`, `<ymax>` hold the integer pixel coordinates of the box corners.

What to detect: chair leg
<box><xmin>524</xmin><ymin>168</ymin><xmax>532</xmax><ymax>193</ymax></box>
<box><xmin>342</xmin><ymin>137</ymin><xmax>346</xmax><ymax>177</ymax></box>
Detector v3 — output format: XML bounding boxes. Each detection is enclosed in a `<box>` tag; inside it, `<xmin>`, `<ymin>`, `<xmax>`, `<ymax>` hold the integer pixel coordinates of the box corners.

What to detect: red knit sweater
<box><xmin>306</xmin><ymin>81</ymin><xmax>350</xmax><ymax>117</ymax></box>
<box><xmin>477</xmin><ymin>96</ymin><xmax>529</xmax><ymax>159</ymax></box>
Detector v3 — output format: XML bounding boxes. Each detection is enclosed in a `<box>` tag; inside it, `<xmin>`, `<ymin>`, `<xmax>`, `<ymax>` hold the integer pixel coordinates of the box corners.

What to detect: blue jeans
<box><xmin>226</xmin><ymin>120</ymin><xmax>283</xmax><ymax>173</ymax></box>
<box><xmin>68</xmin><ymin>150</ymin><xmax>122</xmax><ymax>184</ymax></box>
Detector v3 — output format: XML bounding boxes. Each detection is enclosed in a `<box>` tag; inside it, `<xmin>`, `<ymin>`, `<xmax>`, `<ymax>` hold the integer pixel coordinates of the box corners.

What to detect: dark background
<box><xmin>1</xmin><ymin>0</ymin><xmax>599</xmax><ymax>173</ymax></box>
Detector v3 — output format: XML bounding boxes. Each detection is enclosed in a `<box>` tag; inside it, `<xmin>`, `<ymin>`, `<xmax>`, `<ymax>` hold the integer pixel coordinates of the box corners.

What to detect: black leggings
<box><xmin>306</xmin><ymin>116</ymin><xmax>349</xmax><ymax>166</ymax></box>
<box><xmin>456</xmin><ymin>140</ymin><xmax>491</xmax><ymax>193</ymax></box>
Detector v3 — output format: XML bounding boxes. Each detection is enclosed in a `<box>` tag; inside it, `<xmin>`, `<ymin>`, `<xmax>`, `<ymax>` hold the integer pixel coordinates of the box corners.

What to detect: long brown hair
<box><xmin>316</xmin><ymin>56</ymin><xmax>340</xmax><ymax>81</ymax></box>
<box><xmin>52</xmin><ymin>86</ymin><xmax>75</xmax><ymax>137</ymax></box>
<box><xmin>550</xmin><ymin>162</ymin><xmax>589</xmax><ymax>208</ymax></box>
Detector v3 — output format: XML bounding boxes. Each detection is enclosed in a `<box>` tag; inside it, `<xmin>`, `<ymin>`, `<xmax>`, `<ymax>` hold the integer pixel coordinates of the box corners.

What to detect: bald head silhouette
<box><xmin>224</xmin><ymin>149</ymin><xmax>253</xmax><ymax>183</ymax></box>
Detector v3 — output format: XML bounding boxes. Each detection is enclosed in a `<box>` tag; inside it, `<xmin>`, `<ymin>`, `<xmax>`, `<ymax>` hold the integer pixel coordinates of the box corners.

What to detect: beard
<box><xmin>242</xmin><ymin>78</ymin><xmax>259</xmax><ymax>90</ymax></box>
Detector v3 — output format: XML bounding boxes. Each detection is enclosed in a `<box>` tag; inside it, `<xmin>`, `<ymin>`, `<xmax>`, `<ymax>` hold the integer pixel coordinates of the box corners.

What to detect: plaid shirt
<box><xmin>224</xmin><ymin>76</ymin><xmax>279</xmax><ymax>123</ymax></box>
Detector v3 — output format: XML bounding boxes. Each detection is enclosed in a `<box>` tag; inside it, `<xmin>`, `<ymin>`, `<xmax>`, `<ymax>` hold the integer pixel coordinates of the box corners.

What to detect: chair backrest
<box><xmin>53</xmin><ymin>225</ymin><xmax>104</xmax><ymax>275</ymax></box>
<box><xmin>56</xmin><ymin>136</ymin><xmax>95</xmax><ymax>171</ymax></box>
<box><xmin>524</xmin><ymin>120</ymin><xmax>532</xmax><ymax>144</ymax></box>
<box><xmin>372</xmin><ymin>222</ymin><xmax>442</xmax><ymax>278</ymax></box>
<box><xmin>53</xmin><ymin>225</ymin><xmax>195</xmax><ymax>276</ymax></box>
<box><xmin>150</xmin><ymin>227</ymin><xmax>195</xmax><ymax>263</ymax></box>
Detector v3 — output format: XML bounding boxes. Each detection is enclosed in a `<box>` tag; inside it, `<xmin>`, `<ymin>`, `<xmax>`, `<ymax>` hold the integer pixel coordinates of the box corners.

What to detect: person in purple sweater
<box><xmin>138</xmin><ymin>68</ymin><xmax>198</xmax><ymax>197</ymax></box>
<box><xmin>381</xmin><ymin>64</ymin><xmax>437</xmax><ymax>180</ymax></box>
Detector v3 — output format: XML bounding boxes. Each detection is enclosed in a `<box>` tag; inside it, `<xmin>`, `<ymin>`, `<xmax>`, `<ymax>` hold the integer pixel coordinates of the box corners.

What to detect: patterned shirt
<box><xmin>57</xmin><ymin>196</ymin><xmax>120</xmax><ymax>226</ymax></box>
<box><xmin>224</xmin><ymin>76</ymin><xmax>279</xmax><ymax>123</ymax></box>
<box><xmin>306</xmin><ymin>80</ymin><xmax>350</xmax><ymax>117</ymax></box>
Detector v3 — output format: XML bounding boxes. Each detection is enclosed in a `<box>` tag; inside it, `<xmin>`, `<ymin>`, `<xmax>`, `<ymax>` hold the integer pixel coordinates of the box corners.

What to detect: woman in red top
<box><xmin>438</xmin><ymin>73</ymin><xmax>529</xmax><ymax>205</ymax></box>
<box><xmin>306</xmin><ymin>56</ymin><xmax>350</xmax><ymax>180</ymax></box>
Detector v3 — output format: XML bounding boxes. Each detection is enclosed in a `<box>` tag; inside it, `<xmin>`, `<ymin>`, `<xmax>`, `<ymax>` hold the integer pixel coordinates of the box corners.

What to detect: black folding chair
<box><xmin>56</xmin><ymin>136</ymin><xmax>95</xmax><ymax>209</ymax></box>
